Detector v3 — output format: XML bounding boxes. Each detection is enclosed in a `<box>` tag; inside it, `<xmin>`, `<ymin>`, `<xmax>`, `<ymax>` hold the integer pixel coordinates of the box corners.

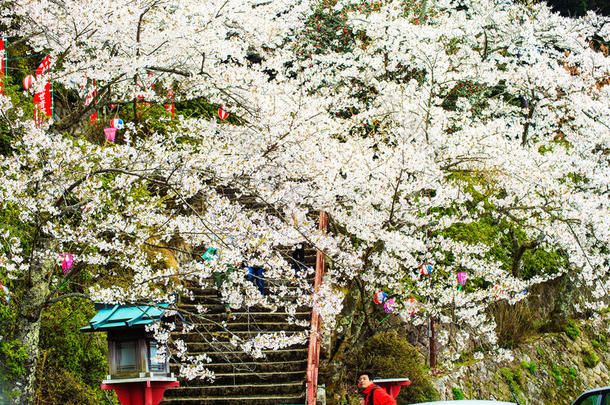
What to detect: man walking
<box><xmin>357</xmin><ymin>371</ymin><xmax>397</xmax><ymax>405</ymax></box>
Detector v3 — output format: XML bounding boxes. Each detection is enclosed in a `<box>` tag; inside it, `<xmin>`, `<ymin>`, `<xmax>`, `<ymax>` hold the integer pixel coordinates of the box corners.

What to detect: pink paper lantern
<box><xmin>61</xmin><ymin>253</ymin><xmax>74</xmax><ymax>274</ymax></box>
<box><xmin>383</xmin><ymin>297</ymin><xmax>395</xmax><ymax>314</ymax></box>
<box><xmin>218</xmin><ymin>105</ymin><xmax>229</xmax><ymax>120</ymax></box>
<box><xmin>104</xmin><ymin>127</ymin><xmax>117</xmax><ymax>142</ymax></box>
<box><xmin>457</xmin><ymin>272</ymin><xmax>468</xmax><ymax>286</ymax></box>
<box><xmin>23</xmin><ymin>75</ymin><xmax>34</xmax><ymax>90</ymax></box>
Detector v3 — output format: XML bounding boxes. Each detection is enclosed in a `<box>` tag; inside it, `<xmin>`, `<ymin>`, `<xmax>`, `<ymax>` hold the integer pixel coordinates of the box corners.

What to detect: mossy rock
<box><xmin>349</xmin><ymin>331</ymin><xmax>439</xmax><ymax>403</ymax></box>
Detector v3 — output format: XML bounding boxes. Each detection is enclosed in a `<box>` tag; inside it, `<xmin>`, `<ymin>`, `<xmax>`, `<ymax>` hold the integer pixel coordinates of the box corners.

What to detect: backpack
<box><xmin>366</xmin><ymin>386</ymin><xmax>379</xmax><ymax>405</ymax></box>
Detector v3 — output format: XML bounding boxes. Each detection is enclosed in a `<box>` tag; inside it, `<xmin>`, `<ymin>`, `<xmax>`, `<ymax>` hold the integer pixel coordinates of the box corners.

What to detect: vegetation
<box><xmin>452</xmin><ymin>387</ymin><xmax>465</xmax><ymax>400</ymax></box>
<box><xmin>351</xmin><ymin>331</ymin><xmax>439</xmax><ymax>403</ymax></box>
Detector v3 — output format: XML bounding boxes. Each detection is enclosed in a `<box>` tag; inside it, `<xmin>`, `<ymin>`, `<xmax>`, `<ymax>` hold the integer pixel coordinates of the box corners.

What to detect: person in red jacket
<box><xmin>357</xmin><ymin>371</ymin><xmax>397</xmax><ymax>405</ymax></box>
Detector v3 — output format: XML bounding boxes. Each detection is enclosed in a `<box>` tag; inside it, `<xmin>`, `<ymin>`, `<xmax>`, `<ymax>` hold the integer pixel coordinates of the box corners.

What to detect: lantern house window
<box><xmin>117</xmin><ymin>340</ymin><xmax>137</xmax><ymax>372</ymax></box>
<box><xmin>148</xmin><ymin>341</ymin><xmax>165</xmax><ymax>372</ymax></box>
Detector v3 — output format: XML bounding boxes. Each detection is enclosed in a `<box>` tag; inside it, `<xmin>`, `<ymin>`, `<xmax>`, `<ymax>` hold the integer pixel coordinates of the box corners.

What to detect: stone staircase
<box><xmin>161</xmin><ymin>250</ymin><xmax>316</xmax><ymax>405</ymax></box>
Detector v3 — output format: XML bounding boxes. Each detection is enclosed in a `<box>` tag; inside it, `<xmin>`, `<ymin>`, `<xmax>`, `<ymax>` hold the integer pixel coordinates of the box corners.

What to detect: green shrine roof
<box><xmin>80</xmin><ymin>303</ymin><xmax>171</xmax><ymax>332</ymax></box>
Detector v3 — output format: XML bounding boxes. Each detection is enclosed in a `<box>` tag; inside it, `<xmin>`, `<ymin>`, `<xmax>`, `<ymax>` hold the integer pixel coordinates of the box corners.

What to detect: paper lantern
<box><xmin>373</xmin><ymin>291</ymin><xmax>387</xmax><ymax>305</ymax></box>
<box><xmin>457</xmin><ymin>272</ymin><xmax>468</xmax><ymax>286</ymax></box>
<box><xmin>202</xmin><ymin>247</ymin><xmax>218</xmax><ymax>261</ymax></box>
<box><xmin>61</xmin><ymin>253</ymin><xmax>74</xmax><ymax>274</ymax></box>
<box><xmin>405</xmin><ymin>297</ymin><xmax>417</xmax><ymax>315</ymax></box>
<box><xmin>110</xmin><ymin>118</ymin><xmax>124</xmax><ymax>129</ymax></box>
<box><xmin>383</xmin><ymin>297</ymin><xmax>395</xmax><ymax>314</ymax></box>
<box><xmin>23</xmin><ymin>75</ymin><xmax>34</xmax><ymax>90</ymax></box>
<box><xmin>104</xmin><ymin>127</ymin><xmax>117</xmax><ymax>142</ymax></box>
<box><xmin>0</xmin><ymin>283</ymin><xmax>10</xmax><ymax>302</ymax></box>
<box><xmin>218</xmin><ymin>106</ymin><xmax>229</xmax><ymax>120</ymax></box>
<box><xmin>492</xmin><ymin>284</ymin><xmax>504</xmax><ymax>298</ymax></box>
<box><xmin>420</xmin><ymin>263</ymin><xmax>433</xmax><ymax>276</ymax></box>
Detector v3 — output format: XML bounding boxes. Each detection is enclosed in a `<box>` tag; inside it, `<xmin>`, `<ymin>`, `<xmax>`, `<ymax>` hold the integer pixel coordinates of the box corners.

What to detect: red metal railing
<box><xmin>306</xmin><ymin>211</ymin><xmax>327</xmax><ymax>405</ymax></box>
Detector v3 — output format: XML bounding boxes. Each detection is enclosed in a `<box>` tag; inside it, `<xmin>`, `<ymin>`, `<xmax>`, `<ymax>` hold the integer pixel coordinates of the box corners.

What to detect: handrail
<box><xmin>306</xmin><ymin>211</ymin><xmax>327</xmax><ymax>405</ymax></box>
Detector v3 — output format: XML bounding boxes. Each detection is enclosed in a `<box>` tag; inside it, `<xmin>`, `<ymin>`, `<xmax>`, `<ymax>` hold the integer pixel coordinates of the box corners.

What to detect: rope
<box><xmin>6</xmin><ymin>53</ymin><xmax>45</xmax><ymax>60</ymax></box>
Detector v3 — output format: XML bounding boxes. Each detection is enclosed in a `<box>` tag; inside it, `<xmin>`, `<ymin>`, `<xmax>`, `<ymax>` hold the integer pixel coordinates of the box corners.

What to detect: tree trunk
<box><xmin>13</xmin><ymin>245</ymin><xmax>54</xmax><ymax>405</ymax></box>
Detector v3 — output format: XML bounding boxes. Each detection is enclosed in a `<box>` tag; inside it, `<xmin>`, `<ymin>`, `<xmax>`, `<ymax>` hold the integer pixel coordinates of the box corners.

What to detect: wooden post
<box><xmin>429</xmin><ymin>317</ymin><xmax>436</xmax><ymax>369</ymax></box>
<box><xmin>307</xmin><ymin>211</ymin><xmax>327</xmax><ymax>405</ymax></box>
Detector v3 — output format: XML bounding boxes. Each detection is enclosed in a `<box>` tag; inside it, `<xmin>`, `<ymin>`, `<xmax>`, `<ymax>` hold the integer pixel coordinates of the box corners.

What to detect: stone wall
<box><xmin>433</xmin><ymin>316</ymin><xmax>610</xmax><ymax>404</ymax></box>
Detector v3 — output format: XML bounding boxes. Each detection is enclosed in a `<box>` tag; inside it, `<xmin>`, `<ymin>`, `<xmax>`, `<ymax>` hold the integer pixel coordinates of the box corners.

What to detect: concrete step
<box><xmin>173</xmin><ymin>330</ymin><xmax>307</xmax><ymax>343</ymax></box>
<box><xmin>164</xmin><ymin>381</ymin><xmax>304</xmax><ymax>398</ymax></box>
<box><xmin>170</xmin><ymin>359</ymin><xmax>307</xmax><ymax>374</ymax></box>
<box><xmin>178</xmin><ymin>303</ymin><xmax>312</xmax><ymax>314</ymax></box>
<box><xmin>178</xmin><ymin>321</ymin><xmax>308</xmax><ymax>333</ymax></box>
<box><xmin>161</xmin><ymin>394</ymin><xmax>305</xmax><ymax>405</ymax></box>
<box><xmin>186</xmin><ymin>348</ymin><xmax>308</xmax><ymax>363</ymax></box>
<box><xmin>171</xmin><ymin>369</ymin><xmax>306</xmax><ymax>385</ymax></box>
<box><xmin>185</xmin><ymin>311</ymin><xmax>311</xmax><ymax>323</ymax></box>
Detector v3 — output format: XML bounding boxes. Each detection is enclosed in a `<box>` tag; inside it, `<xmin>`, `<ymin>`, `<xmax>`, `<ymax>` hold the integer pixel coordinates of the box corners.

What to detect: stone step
<box><xmin>207</xmin><ymin>370</ymin><xmax>306</xmax><ymax>385</ymax></box>
<box><xmin>182</xmin><ymin>341</ymin><xmax>308</xmax><ymax>357</ymax></box>
<box><xmin>173</xmin><ymin>329</ymin><xmax>308</xmax><ymax>343</ymax></box>
<box><xmin>178</xmin><ymin>321</ymin><xmax>308</xmax><ymax>333</ymax></box>
<box><xmin>164</xmin><ymin>381</ymin><xmax>304</xmax><ymax>398</ymax></box>
<box><xmin>170</xmin><ymin>369</ymin><xmax>306</xmax><ymax>386</ymax></box>
<box><xmin>184</xmin><ymin>311</ymin><xmax>311</xmax><ymax>323</ymax></box>
<box><xmin>170</xmin><ymin>359</ymin><xmax>307</xmax><ymax>374</ymax></box>
<box><xmin>177</xmin><ymin>303</ymin><xmax>312</xmax><ymax>314</ymax></box>
<box><xmin>161</xmin><ymin>394</ymin><xmax>305</xmax><ymax>405</ymax></box>
<box><xmin>186</xmin><ymin>348</ymin><xmax>308</xmax><ymax>363</ymax></box>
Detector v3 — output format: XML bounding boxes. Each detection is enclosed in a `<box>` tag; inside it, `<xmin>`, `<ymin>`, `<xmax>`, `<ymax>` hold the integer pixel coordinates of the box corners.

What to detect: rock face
<box><xmin>433</xmin><ymin>317</ymin><xmax>610</xmax><ymax>405</ymax></box>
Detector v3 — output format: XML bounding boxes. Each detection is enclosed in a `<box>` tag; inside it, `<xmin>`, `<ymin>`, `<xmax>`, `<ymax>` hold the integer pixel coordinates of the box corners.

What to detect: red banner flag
<box><xmin>36</xmin><ymin>56</ymin><xmax>51</xmax><ymax>76</ymax></box>
<box><xmin>33</xmin><ymin>56</ymin><xmax>52</xmax><ymax>124</ymax></box>
<box><xmin>0</xmin><ymin>38</ymin><xmax>6</xmax><ymax>95</ymax></box>
<box><xmin>34</xmin><ymin>81</ymin><xmax>52</xmax><ymax>118</ymax></box>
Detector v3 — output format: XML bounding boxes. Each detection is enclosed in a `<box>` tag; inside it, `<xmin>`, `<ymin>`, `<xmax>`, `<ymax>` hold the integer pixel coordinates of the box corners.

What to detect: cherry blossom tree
<box><xmin>0</xmin><ymin>0</ymin><xmax>609</xmax><ymax>403</ymax></box>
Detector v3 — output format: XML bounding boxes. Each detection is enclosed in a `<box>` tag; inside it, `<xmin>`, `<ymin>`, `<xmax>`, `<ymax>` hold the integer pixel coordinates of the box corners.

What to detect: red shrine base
<box><xmin>101</xmin><ymin>380</ymin><xmax>179</xmax><ymax>405</ymax></box>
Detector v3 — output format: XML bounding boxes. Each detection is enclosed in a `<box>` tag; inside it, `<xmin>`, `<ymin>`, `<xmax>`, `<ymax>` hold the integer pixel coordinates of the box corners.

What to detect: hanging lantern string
<box><xmin>6</xmin><ymin>53</ymin><xmax>46</xmax><ymax>61</ymax></box>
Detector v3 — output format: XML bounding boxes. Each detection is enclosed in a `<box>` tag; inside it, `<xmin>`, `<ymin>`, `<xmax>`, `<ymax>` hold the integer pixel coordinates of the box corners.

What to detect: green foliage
<box><xmin>550</xmin><ymin>365</ymin><xmax>563</xmax><ymax>386</ymax></box>
<box><xmin>563</xmin><ymin>319</ymin><xmax>581</xmax><ymax>340</ymax></box>
<box><xmin>352</xmin><ymin>331</ymin><xmax>439</xmax><ymax>403</ymax></box>
<box><xmin>0</xmin><ymin>338</ymin><xmax>28</xmax><ymax>381</ymax></box>
<box><xmin>295</xmin><ymin>1</ymin><xmax>357</xmax><ymax>58</ymax></box>
<box><xmin>441</xmin><ymin>80</ymin><xmax>489</xmax><ymax>116</ymax></box>
<box><xmin>582</xmin><ymin>348</ymin><xmax>599</xmax><ymax>368</ymax></box>
<box><xmin>521</xmin><ymin>360</ymin><xmax>537</xmax><ymax>374</ymax></box>
<box><xmin>452</xmin><ymin>386</ymin><xmax>465</xmax><ymax>399</ymax></box>
<box><xmin>36</xmin><ymin>298</ymin><xmax>107</xmax><ymax>404</ymax></box>
<box><xmin>500</xmin><ymin>366</ymin><xmax>525</xmax><ymax>393</ymax></box>
<box><xmin>0</xmin><ymin>278</ymin><xmax>27</xmax><ymax>389</ymax></box>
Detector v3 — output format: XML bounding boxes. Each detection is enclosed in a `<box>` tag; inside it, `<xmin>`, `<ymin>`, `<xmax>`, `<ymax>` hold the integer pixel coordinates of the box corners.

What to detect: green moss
<box><xmin>500</xmin><ymin>366</ymin><xmax>525</xmax><ymax>394</ymax></box>
<box><xmin>568</xmin><ymin>368</ymin><xmax>578</xmax><ymax>378</ymax></box>
<box><xmin>452</xmin><ymin>387</ymin><xmax>465</xmax><ymax>400</ymax></box>
<box><xmin>563</xmin><ymin>319</ymin><xmax>581</xmax><ymax>340</ymax></box>
<box><xmin>550</xmin><ymin>365</ymin><xmax>563</xmax><ymax>386</ymax></box>
<box><xmin>582</xmin><ymin>348</ymin><xmax>599</xmax><ymax>368</ymax></box>
<box><xmin>521</xmin><ymin>360</ymin><xmax>537</xmax><ymax>374</ymax></box>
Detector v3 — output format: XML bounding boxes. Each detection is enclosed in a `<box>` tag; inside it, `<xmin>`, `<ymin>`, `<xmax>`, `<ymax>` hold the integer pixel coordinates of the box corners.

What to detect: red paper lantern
<box><xmin>218</xmin><ymin>105</ymin><xmax>229</xmax><ymax>120</ymax></box>
<box><xmin>23</xmin><ymin>75</ymin><xmax>34</xmax><ymax>90</ymax></box>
